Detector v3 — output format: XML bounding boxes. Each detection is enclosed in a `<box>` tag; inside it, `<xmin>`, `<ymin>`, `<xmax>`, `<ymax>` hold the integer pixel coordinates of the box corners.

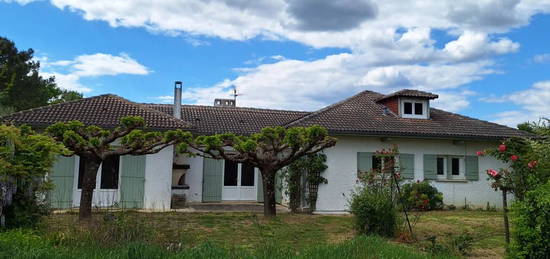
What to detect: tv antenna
<box><xmin>231</xmin><ymin>85</ymin><xmax>242</xmax><ymax>102</ymax></box>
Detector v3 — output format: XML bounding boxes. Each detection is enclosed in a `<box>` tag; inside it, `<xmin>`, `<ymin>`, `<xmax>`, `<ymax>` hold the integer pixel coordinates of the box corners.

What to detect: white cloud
<box><xmin>15</xmin><ymin>0</ymin><xmax>550</xmax><ymax>113</ymax></box>
<box><xmin>40</xmin><ymin>53</ymin><xmax>149</xmax><ymax>93</ymax></box>
<box><xmin>71</xmin><ymin>53</ymin><xmax>149</xmax><ymax>77</ymax></box>
<box><xmin>431</xmin><ymin>90</ymin><xmax>475</xmax><ymax>112</ymax></box>
<box><xmin>485</xmin><ymin>81</ymin><xmax>550</xmax><ymax>126</ymax></box>
<box><xmin>533</xmin><ymin>53</ymin><xmax>550</xmax><ymax>64</ymax></box>
<box><xmin>443</xmin><ymin>31</ymin><xmax>519</xmax><ymax>61</ymax></box>
<box><xmin>1</xmin><ymin>0</ymin><xmax>37</xmax><ymax>5</ymax></box>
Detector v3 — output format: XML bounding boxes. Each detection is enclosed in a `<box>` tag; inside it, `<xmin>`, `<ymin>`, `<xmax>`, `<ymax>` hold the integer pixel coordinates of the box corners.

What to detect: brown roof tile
<box><xmin>146</xmin><ymin>104</ymin><xmax>310</xmax><ymax>135</ymax></box>
<box><xmin>288</xmin><ymin>91</ymin><xmax>534</xmax><ymax>140</ymax></box>
<box><xmin>1</xmin><ymin>94</ymin><xmax>193</xmax><ymax>130</ymax></box>
<box><xmin>377</xmin><ymin>89</ymin><xmax>439</xmax><ymax>101</ymax></box>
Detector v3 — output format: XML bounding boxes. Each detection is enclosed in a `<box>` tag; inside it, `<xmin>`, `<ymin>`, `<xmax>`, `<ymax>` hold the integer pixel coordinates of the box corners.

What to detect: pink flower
<box><xmin>528</xmin><ymin>160</ymin><xmax>538</xmax><ymax>168</ymax></box>
<box><xmin>395</xmin><ymin>172</ymin><xmax>401</xmax><ymax>179</ymax></box>
<box><xmin>487</xmin><ymin>169</ymin><xmax>499</xmax><ymax>177</ymax></box>
<box><xmin>498</xmin><ymin>144</ymin><xmax>506</xmax><ymax>152</ymax></box>
<box><xmin>476</xmin><ymin>151</ymin><xmax>485</xmax><ymax>156</ymax></box>
<box><xmin>510</xmin><ymin>155</ymin><xmax>519</xmax><ymax>162</ymax></box>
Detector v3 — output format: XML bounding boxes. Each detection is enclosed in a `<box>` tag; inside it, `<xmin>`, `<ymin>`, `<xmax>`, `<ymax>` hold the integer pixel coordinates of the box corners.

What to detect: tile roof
<box><xmin>377</xmin><ymin>89</ymin><xmax>438</xmax><ymax>101</ymax></box>
<box><xmin>0</xmin><ymin>94</ymin><xmax>193</xmax><ymax>130</ymax></box>
<box><xmin>145</xmin><ymin>104</ymin><xmax>310</xmax><ymax>135</ymax></box>
<box><xmin>288</xmin><ymin>91</ymin><xmax>534</xmax><ymax>140</ymax></box>
<box><xmin>1</xmin><ymin>90</ymin><xmax>533</xmax><ymax>140</ymax></box>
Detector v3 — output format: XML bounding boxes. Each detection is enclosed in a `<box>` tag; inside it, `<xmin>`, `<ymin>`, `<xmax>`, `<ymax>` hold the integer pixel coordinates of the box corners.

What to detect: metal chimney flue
<box><xmin>173</xmin><ymin>81</ymin><xmax>182</xmax><ymax>119</ymax></box>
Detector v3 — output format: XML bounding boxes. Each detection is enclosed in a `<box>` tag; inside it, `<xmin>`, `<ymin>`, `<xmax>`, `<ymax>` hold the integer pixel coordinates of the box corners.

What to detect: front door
<box><xmin>222</xmin><ymin>160</ymin><xmax>256</xmax><ymax>201</ymax></box>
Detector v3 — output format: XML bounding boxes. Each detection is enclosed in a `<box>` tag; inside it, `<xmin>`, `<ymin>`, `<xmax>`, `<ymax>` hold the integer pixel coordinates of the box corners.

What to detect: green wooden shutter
<box><xmin>357</xmin><ymin>152</ymin><xmax>373</xmax><ymax>175</ymax></box>
<box><xmin>275</xmin><ymin>171</ymin><xmax>282</xmax><ymax>203</ymax></box>
<box><xmin>120</xmin><ymin>155</ymin><xmax>146</xmax><ymax>208</ymax></box>
<box><xmin>399</xmin><ymin>154</ymin><xmax>415</xmax><ymax>179</ymax></box>
<box><xmin>202</xmin><ymin>158</ymin><xmax>223</xmax><ymax>202</ymax></box>
<box><xmin>465</xmin><ymin>156</ymin><xmax>479</xmax><ymax>181</ymax></box>
<box><xmin>49</xmin><ymin>156</ymin><xmax>75</xmax><ymax>209</ymax></box>
<box><xmin>423</xmin><ymin>154</ymin><xmax>437</xmax><ymax>180</ymax></box>
<box><xmin>257</xmin><ymin>172</ymin><xmax>264</xmax><ymax>202</ymax></box>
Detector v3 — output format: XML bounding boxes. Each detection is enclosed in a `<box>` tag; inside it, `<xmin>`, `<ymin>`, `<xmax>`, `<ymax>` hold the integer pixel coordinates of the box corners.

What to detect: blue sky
<box><xmin>1</xmin><ymin>0</ymin><xmax>549</xmax><ymax>127</ymax></box>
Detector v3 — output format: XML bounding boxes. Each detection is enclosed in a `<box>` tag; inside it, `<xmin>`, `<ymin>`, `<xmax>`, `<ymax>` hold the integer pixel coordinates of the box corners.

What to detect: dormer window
<box><xmin>401</xmin><ymin>98</ymin><xmax>428</xmax><ymax>119</ymax></box>
<box><xmin>376</xmin><ymin>89</ymin><xmax>438</xmax><ymax>120</ymax></box>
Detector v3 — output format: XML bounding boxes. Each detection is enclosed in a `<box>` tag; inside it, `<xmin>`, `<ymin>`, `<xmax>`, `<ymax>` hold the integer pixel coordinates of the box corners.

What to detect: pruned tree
<box><xmin>46</xmin><ymin>116</ymin><xmax>192</xmax><ymax>220</ymax></box>
<box><xmin>182</xmin><ymin>125</ymin><xmax>337</xmax><ymax>217</ymax></box>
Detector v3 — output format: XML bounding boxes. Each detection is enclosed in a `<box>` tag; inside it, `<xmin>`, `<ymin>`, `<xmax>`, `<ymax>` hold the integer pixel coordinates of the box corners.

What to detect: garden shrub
<box><xmin>400</xmin><ymin>181</ymin><xmax>443</xmax><ymax>211</ymax></box>
<box><xmin>509</xmin><ymin>180</ymin><xmax>550</xmax><ymax>259</ymax></box>
<box><xmin>349</xmin><ymin>186</ymin><xmax>398</xmax><ymax>237</ymax></box>
<box><xmin>0</xmin><ymin>125</ymin><xmax>65</xmax><ymax>228</ymax></box>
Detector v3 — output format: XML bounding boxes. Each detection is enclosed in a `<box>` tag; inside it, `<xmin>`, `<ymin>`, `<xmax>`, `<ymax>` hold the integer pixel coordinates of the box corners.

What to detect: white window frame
<box><xmin>436</xmin><ymin>156</ymin><xmax>447</xmax><ymax>180</ymax></box>
<box><xmin>435</xmin><ymin>155</ymin><xmax>465</xmax><ymax>180</ymax></box>
<box><xmin>400</xmin><ymin>98</ymin><xmax>429</xmax><ymax>119</ymax></box>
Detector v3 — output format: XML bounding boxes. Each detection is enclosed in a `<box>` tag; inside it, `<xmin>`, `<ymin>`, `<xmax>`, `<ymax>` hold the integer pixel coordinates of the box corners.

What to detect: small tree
<box><xmin>46</xmin><ymin>116</ymin><xmax>191</xmax><ymax>220</ymax></box>
<box><xmin>182</xmin><ymin>126</ymin><xmax>336</xmax><ymax>217</ymax></box>
<box><xmin>482</xmin><ymin>135</ymin><xmax>550</xmax><ymax>245</ymax></box>
<box><xmin>0</xmin><ymin>124</ymin><xmax>66</xmax><ymax>227</ymax></box>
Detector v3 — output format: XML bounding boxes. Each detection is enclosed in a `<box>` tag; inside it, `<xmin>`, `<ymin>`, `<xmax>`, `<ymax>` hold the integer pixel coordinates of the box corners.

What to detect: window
<box><xmin>401</xmin><ymin>99</ymin><xmax>428</xmax><ymax>118</ymax></box>
<box><xmin>451</xmin><ymin>158</ymin><xmax>460</xmax><ymax>175</ymax></box>
<box><xmin>224</xmin><ymin>160</ymin><xmax>238</xmax><ymax>186</ymax></box>
<box><xmin>436</xmin><ymin>157</ymin><xmax>445</xmax><ymax>175</ymax></box>
<box><xmin>78</xmin><ymin>156</ymin><xmax>120</xmax><ymax>189</ymax></box>
<box><xmin>100</xmin><ymin>156</ymin><xmax>119</xmax><ymax>189</ymax></box>
<box><xmin>414</xmin><ymin>103</ymin><xmax>423</xmax><ymax>115</ymax></box>
<box><xmin>240</xmin><ymin>163</ymin><xmax>255</xmax><ymax>186</ymax></box>
<box><xmin>404</xmin><ymin>102</ymin><xmax>413</xmax><ymax>114</ymax></box>
<box><xmin>373</xmin><ymin>156</ymin><xmax>382</xmax><ymax>171</ymax></box>
<box><xmin>372</xmin><ymin>156</ymin><xmax>395</xmax><ymax>173</ymax></box>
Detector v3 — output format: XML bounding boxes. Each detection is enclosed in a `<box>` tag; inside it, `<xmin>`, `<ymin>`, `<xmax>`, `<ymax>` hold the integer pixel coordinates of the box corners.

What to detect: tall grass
<box><xmin>0</xmin><ymin>229</ymin><xmax>455</xmax><ymax>259</ymax></box>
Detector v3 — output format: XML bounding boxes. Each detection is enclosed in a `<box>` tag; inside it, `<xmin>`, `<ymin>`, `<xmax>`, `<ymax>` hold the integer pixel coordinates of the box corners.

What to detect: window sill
<box><xmin>435</xmin><ymin>179</ymin><xmax>468</xmax><ymax>183</ymax></box>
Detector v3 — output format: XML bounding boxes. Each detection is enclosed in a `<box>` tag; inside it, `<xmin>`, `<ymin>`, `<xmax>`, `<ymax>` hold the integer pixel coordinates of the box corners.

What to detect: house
<box><xmin>1</xmin><ymin>84</ymin><xmax>533</xmax><ymax>212</ymax></box>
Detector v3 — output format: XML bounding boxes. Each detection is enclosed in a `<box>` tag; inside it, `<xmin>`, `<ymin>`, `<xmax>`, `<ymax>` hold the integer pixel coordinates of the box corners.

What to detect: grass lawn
<box><xmin>5</xmin><ymin>209</ymin><xmax>506</xmax><ymax>258</ymax></box>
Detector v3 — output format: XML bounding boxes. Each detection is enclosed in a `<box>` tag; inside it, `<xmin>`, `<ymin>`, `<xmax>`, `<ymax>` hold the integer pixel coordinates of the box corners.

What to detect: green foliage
<box><xmin>0</xmin><ymin>124</ymin><xmax>66</xmax><ymax>228</ymax></box>
<box><xmin>0</xmin><ymin>36</ymin><xmax>82</xmax><ymax>111</ymax></box>
<box><xmin>509</xmin><ymin>180</ymin><xmax>550</xmax><ymax>259</ymax></box>
<box><xmin>400</xmin><ymin>181</ymin><xmax>443</xmax><ymax>211</ymax></box>
<box><xmin>517</xmin><ymin>118</ymin><xmax>550</xmax><ymax>137</ymax></box>
<box><xmin>282</xmin><ymin>153</ymin><xmax>328</xmax><ymax>213</ymax></box>
<box><xmin>451</xmin><ymin>233</ymin><xmax>474</xmax><ymax>256</ymax></box>
<box><xmin>349</xmin><ymin>187</ymin><xmax>399</xmax><ymax>237</ymax></box>
<box><xmin>0</xmin><ymin>230</ymin><xmax>450</xmax><ymax>259</ymax></box>
<box><xmin>484</xmin><ymin>137</ymin><xmax>550</xmax><ymax>200</ymax></box>
<box><xmin>350</xmin><ymin>146</ymin><xmax>401</xmax><ymax>238</ymax></box>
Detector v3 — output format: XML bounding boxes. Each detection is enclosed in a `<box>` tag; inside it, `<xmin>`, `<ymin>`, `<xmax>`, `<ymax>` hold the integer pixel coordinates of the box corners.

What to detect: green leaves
<box><xmin>120</xmin><ymin>116</ymin><xmax>145</xmax><ymax>129</ymax></box>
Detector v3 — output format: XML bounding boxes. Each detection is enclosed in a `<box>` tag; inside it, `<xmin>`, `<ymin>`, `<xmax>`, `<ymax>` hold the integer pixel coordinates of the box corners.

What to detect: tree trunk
<box><xmin>261</xmin><ymin>168</ymin><xmax>277</xmax><ymax>217</ymax></box>
<box><xmin>502</xmin><ymin>189</ymin><xmax>510</xmax><ymax>244</ymax></box>
<box><xmin>79</xmin><ymin>158</ymin><xmax>101</xmax><ymax>220</ymax></box>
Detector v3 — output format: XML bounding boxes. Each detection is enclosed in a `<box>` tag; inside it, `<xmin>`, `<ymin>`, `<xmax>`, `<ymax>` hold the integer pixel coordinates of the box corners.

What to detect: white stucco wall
<box><xmin>143</xmin><ymin>145</ymin><xmax>174</xmax><ymax>210</ymax></box>
<box><xmin>175</xmin><ymin>154</ymin><xmax>204</xmax><ymax>202</ymax></box>
<box><xmin>315</xmin><ymin>136</ymin><xmax>507</xmax><ymax>214</ymax></box>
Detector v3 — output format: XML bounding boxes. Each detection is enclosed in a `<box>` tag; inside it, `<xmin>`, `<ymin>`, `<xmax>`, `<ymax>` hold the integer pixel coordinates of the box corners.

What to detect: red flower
<box><xmin>476</xmin><ymin>151</ymin><xmax>485</xmax><ymax>156</ymax></box>
<box><xmin>528</xmin><ymin>160</ymin><xmax>538</xmax><ymax>168</ymax></box>
<box><xmin>487</xmin><ymin>169</ymin><xmax>499</xmax><ymax>177</ymax></box>
<box><xmin>510</xmin><ymin>155</ymin><xmax>519</xmax><ymax>162</ymax></box>
<box><xmin>498</xmin><ymin>144</ymin><xmax>506</xmax><ymax>152</ymax></box>
<box><xmin>423</xmin><ymin>199</ymin><xmax>429</xmax><ymax>205</ymax></box>
<box><xmin>395</xmin><ymin>172</ymin><xmax>401</xmax><ymax>179</ymax></box>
